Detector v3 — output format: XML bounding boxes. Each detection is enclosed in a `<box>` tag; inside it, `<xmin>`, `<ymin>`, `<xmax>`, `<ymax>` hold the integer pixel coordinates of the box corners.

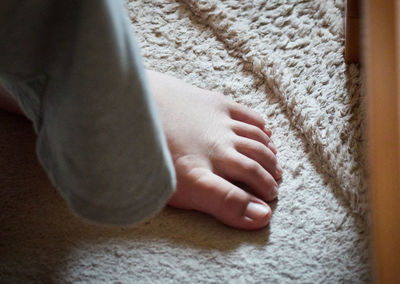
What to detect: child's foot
<box><xmin>147</xmin><ymin>70</ymin><xmax>281</xmax><ymax>230</ymax></box>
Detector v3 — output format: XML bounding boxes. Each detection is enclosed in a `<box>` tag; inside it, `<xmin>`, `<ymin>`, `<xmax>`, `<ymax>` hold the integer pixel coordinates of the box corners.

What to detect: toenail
<box><xmin>245</xmin><ymin>202</ymin><xmax>270</xmax><ymax>220</ymax></box>
<box><xmin>268</xmin><ymin>141</ymin><xmax>277</xmax><ymax>153</ymax></box>
<box><xmin>270</xmin><ymin>184</ymin><xmax>278</xmax><ymax>199</ymax></box>
<box><xmin>276</xmin><ymin>166</ymin><xmax>283</xmax><ymax>176</ymax></box>
<box><xmin>264</xmin><ymin>127</ymin><xmax>272</xmax><ymax>136</ymax></box>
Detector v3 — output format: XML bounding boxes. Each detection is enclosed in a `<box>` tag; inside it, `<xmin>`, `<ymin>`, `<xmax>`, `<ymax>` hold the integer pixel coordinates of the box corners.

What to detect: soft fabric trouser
<box><xmin>0</xmin><ymin>0</ymin><xmax>176</xmax><ymax>225</ymax></box>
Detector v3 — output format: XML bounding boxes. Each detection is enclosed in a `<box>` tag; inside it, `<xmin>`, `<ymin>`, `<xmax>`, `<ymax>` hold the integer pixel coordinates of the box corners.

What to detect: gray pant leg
<box><xmin>0</xmin><ymin>0</ymin><xmax>176</xmax><ymax>225</ymax></box>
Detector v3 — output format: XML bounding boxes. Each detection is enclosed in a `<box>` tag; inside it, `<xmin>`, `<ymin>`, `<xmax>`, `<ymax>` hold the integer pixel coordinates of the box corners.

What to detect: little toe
<box><xmin>187</xmin><ymin>172</ymin><xmax>272</xmax><ymax>230</ymax></box>
<box><xmin>228</xmin><ymin>101</ymin><xmax>266</xmax><ymax>130</ymax></box>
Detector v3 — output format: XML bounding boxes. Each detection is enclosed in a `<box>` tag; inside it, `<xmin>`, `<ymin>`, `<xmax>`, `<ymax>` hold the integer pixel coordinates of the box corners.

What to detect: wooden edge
<box><xmin>345</xmin><ymin>0</ymin><xmax>361</xmax><ymax>63</ymax></box>
<box><xmin>365</xmin><ymin>0</ymin><xmax>400</xmax><ymax>283</ymax></box>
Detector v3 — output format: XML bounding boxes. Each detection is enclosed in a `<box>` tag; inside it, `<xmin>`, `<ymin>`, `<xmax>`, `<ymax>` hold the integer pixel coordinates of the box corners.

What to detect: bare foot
<box><xmin>147</xmin><ymin>70</ymin><xmax>281</xmax><ymax>230</ymax></box>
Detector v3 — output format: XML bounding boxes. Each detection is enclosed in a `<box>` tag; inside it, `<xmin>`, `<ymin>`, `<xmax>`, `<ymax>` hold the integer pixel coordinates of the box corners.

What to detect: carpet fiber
<box><xmin>0</xmin><ymin>0</ymin><xmax>371</xmax><ymax>282</ymax></box>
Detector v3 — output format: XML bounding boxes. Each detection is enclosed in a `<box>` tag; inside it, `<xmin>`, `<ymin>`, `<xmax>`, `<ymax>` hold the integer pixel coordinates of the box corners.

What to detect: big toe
<box><xmin>170</xmin><ymin>170</ymin><xmax>272</xmax><ymax>230</ymax></box>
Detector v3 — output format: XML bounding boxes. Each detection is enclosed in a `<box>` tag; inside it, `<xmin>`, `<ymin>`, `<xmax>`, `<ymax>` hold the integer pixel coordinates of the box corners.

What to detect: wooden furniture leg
<box><xmin>345</xmin><ymin>0</ymin><xmax>361</xmax><ymax>63</ymax></box>
<box><xmin>366</xmin><ymin>0</ymin><xmax>400</xmax><ymax>283</ymax></box>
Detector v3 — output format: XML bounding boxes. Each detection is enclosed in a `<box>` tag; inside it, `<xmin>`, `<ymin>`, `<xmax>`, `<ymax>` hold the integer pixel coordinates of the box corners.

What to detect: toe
<box><xmin>232</xmin><ymin>121</ymin><xmax>277</xmax><ymax>154</ymax></box>
<box><xmin>235</xmin><ymin>138</ymin><xmax>282</xmax><ymax>180</ymax></box>
<box><xmin>215</xmin><ymin>150</ymin><xmax>278</xmax><ymax>202</ymax></box>
<box><xmin>186</xmin><ymin>171</ymin><xmax>272</xmax><ymax>230</ymax></box>
<box><xmin>228</xmin><ymin>101</ymin><xmax>266</xmax><ymax>130</ymax></box>
<box><xmin>264</xmin><ymin>127</ymin><xmax>273</xmax><ymax>137</ymax></box>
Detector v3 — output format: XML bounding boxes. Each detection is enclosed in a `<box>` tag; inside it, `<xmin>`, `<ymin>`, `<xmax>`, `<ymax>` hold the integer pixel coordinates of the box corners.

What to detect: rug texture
<box><xmin>0</xmin><ymin>0</ymin><xmax>371</xmax><ymax>283</ymax></box>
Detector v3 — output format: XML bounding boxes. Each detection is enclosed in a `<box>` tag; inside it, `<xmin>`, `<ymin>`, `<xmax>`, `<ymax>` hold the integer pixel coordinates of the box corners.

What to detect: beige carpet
<box><xmin>0</xmin><ymin>0</ymin><xmax>371</xmax><ymax>282</ymax></box>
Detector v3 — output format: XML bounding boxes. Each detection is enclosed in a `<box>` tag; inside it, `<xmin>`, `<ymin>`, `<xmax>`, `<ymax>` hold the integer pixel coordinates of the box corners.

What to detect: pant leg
<box><xmin>0</xmin><ymin>0</ymin><xmax>176</xmax><ymax>225</ymax></box>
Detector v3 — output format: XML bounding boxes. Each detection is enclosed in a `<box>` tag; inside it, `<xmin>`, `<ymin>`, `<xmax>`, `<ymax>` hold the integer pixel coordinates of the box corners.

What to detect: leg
<box><xmin>345</xmin><ymin>0</ymin><xmax>361</xmax><ymax>63</ymax></box>
<box><xmin>0</xmin><ymin>0</ymin><xmax>176</xmax><ymax>225</ymax></box>
<box><xmin>0</xmin><ymin>0</ymin><xmax>281</xmax><ymax>230</ymax></box>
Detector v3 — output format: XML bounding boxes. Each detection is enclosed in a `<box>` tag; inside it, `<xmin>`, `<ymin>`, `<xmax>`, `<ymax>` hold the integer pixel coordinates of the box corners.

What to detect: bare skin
<box><xmin>0</xmin><ymin>85</ymin><xmax>23</xmax><ymax>115</ymax></box>
<box><xmin>0</xmin><ymin>71</ymin><xmax>282</xmax><ymax>230</ymax></box>
<box><xmin>147</xmin><ymin>70</ymin><xmax>281</xmax><ymax>230</ymax></box>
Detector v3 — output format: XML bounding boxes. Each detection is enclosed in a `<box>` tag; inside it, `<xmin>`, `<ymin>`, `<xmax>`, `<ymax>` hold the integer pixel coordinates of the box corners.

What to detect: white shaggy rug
<box><xmin>0</xmin><ymin>0</ymin><xmax>371</xmax><ymax>282</ymax></box>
